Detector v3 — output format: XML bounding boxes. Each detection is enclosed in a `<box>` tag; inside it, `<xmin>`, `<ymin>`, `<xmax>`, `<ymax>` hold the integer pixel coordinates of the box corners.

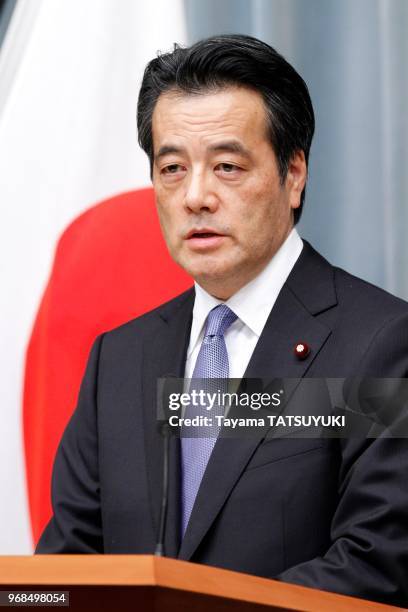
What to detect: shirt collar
<box><xmin>188</xmin><ymin>228</ymin><xmax>303</xmax><ymax>355</ymax></box>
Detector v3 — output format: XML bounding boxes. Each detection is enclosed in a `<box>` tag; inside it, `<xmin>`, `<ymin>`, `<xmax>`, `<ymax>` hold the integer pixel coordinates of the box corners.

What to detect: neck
<box><xmin>196</xmin><ymin>262</ymin><xmax>269</xmax><ymax>301</ymax></box>
<box><xmin>195</xmin><ymin>227</ymin><xmax>296</xmax><ymax>300</ymax></box>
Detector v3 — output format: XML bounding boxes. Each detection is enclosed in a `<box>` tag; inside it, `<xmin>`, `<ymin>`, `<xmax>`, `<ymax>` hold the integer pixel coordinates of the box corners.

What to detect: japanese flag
<box><xmin>0</xmin><ymin>0</ymin><xmax>190</xmax><ymax>552</ymax></box>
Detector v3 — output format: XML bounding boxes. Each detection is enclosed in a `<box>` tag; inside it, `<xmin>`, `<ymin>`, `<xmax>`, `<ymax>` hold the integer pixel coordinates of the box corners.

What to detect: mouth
<box><xmin>185</xmin><ymin>228</ymin><xmax>227</xmax><ymax>251</ymax></box>
<box><xmin>186</xmin><ymin>228</ymin><xmax>224</xmax><ymax>239</ymax></box>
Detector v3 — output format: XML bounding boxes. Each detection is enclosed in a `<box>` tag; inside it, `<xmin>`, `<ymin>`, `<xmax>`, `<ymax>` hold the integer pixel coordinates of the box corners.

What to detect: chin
<box><xmin>177</xmin><ymin>253</ymin><xmax>225</xmax><ymax>277</ymax></box>
<box><xmin>191</xmin><ymin>266</ymin><xmax>236</xmax><ymax>288</ymax></box>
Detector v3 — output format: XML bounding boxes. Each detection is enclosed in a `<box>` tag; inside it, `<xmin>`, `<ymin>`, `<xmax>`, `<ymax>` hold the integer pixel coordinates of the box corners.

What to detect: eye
<box><xmin>161</xmin><ymin>163</ymin><xmax>186</xmax><ymax>175</ymax></box>
<box><xmin>215</xmin><ymin>163</ymin><xmax>242</xmax><ymax>175</ymax></box>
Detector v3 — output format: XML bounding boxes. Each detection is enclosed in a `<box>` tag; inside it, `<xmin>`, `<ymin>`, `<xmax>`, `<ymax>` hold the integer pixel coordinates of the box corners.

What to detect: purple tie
<box><xmin>181</xmin><ymin>304</ymin><xmax>237</xmax><ymax>536</ymax></box>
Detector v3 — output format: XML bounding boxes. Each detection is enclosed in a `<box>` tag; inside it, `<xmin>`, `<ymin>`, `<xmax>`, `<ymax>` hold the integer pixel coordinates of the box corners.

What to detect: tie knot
<box><xmin>204</xmin><ymin>304</ymin><xmax>237</xmax><ymax>338</ymax></box>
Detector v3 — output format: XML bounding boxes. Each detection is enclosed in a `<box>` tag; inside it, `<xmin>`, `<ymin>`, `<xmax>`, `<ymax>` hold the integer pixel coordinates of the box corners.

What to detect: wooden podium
<box><xmin>0</xmin><ymin>555</ymin><xmax>405</xmax><ymax>611</ymax></box>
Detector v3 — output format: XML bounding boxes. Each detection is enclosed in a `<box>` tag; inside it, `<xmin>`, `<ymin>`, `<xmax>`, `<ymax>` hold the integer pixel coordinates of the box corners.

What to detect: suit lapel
<box><xmin>178</xmin><ymin>242</ymin><xmax>337</xmax><ymax>561</ymax></box>
<box><xmin>141</xmin><ymin>288</ymin><xmax>194</xmax><ymax>558</ymax></box>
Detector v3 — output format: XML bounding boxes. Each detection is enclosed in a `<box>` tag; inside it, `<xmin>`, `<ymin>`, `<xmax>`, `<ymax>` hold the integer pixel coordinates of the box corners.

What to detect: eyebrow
<box><xmin>155</xmin><ymin>145</ymin><xmax>183</xmax><ymax>161</ymax></box>
<box><xmin>207</xmin><ymin>141</ymin><xmax>252</xmax><ymax>158</ymax></box>
<box><xmin>154</xmin><ymin>140</ymin><xmax>252</xmax><ymax>162</ymax></box>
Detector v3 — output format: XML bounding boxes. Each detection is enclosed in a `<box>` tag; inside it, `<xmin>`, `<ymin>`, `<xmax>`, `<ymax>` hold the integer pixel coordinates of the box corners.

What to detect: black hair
<box><xmin>137</xmin><ymin>34</ymin><xmax>314</xmax><ymax>223</ymax></box>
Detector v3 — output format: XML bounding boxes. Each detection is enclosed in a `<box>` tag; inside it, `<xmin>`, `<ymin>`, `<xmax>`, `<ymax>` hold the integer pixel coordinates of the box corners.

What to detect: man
<box><xmin>36</xmin><ymin>35</ymin><xmax>408</xmax><ymax>605</ymax></box>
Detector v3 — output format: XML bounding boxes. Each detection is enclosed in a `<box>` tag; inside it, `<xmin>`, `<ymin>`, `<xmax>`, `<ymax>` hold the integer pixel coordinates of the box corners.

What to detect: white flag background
<box><xmin>0</xmin><ymin>0</ymin><xmax>186</xmax><ymax>553</ymax></box>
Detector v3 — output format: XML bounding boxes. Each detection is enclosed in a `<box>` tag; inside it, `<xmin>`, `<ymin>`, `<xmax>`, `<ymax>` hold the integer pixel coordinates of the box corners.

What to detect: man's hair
<box><xmin>137</xmin><ymin>34</ymin><xmax>315</xmax><ymax>223</ymax></box>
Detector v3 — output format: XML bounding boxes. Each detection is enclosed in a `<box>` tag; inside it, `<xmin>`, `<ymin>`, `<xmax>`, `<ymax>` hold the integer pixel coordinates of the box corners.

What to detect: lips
<box><xmin>185</xmin><ymin>228</ymin><xmax>227</xmax><ymax>251</ymax></box>
<box><xmin>186</xmin><ymin>228</ymin><xmax>224</xmax><ymax>239</ymax></box>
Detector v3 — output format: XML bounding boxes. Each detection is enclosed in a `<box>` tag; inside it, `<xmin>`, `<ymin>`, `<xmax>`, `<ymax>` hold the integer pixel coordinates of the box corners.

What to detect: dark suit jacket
<box><xmin>36</xmin><ymin>242</ymin><xmax>408</xmax><ymax>606</ymax></box>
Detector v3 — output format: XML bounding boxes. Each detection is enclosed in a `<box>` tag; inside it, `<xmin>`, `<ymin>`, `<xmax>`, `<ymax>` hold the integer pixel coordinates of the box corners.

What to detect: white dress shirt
<box><xmin>184</xmin><ymin>228</ymin><xmax>303</xmax><ymax>379</ymax></box>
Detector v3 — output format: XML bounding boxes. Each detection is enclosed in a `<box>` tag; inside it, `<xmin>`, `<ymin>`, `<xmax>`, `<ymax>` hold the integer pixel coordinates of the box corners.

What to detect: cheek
<box><xmin>155</xmin><ymin>189</ymin><xmax>177</xmax><ymax>222</ymax></box>
<box><xmin>155</xmin><ymin>201</ymin><xmax>175</xmax><ymax>244</ymax></box>
<box><xmin>232</xmin><ymin>183</ymin><xmax>278</xmax><ymax>231</ymax></box>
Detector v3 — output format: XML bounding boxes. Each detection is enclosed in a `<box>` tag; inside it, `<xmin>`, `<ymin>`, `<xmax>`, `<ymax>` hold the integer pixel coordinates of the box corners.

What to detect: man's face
<box><xmin>151</xmin><ymin>87</ymin><xmax>306</xmax><ymax>299</ymax></box>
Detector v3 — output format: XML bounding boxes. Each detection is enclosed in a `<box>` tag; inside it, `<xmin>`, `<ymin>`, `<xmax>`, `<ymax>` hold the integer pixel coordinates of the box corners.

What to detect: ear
<box><xmin>286</xmin><ymin>150</ymin><xmax>307</xmax><ymax>210</ymax></box>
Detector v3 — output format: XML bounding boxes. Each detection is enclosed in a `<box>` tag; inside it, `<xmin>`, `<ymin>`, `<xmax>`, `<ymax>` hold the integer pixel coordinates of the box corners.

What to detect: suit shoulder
<box><xmin>334</xmin><ymin>266</ymin><xmax>408</xmax><ymax>321</ymax></box>
<box><xmin>290</xmin><ymin>241</ymin><xmax>408</xmax><ymax>327</ymax></box>
<box><xmin>102</xmin><ymin>287</ymin><xmax>194</xmax><ymax>340</ymax></box>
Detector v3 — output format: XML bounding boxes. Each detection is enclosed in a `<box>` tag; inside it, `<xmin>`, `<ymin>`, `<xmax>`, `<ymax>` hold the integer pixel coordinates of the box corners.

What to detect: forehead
<box><xmin>151</xmin><ymin>87</ymin><xmax>269</xmax><ymax>151</ymax></box>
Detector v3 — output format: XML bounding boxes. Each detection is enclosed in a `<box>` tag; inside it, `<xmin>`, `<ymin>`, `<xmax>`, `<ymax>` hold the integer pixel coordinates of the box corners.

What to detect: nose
<box><xmin>184</xmin><ymin>168</ymin><xmax>219</xmax><ymax>214</ymax></box>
